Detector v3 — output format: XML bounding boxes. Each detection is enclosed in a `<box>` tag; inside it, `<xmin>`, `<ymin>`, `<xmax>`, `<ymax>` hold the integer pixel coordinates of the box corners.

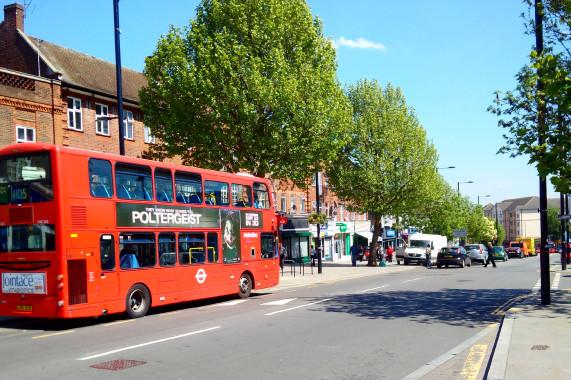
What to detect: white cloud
<box><xmin>335</xmin><ymin>37</ymin><xmax>387</xmax><ymax>51</ymax></box>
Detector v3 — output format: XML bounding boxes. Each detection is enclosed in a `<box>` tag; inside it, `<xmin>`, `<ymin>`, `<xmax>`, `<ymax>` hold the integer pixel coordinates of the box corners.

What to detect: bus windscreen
<box><xmin>0</xmin><ymin>152</ymin><xmax>53</xmax><ymax>204</ymax></box>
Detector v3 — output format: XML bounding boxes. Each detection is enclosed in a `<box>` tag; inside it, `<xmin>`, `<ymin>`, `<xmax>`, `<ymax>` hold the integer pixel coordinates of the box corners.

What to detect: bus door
<box><xmin>98</xmin><ymin>234</ymin><xmax>119</xmax><ymax>304</ymax></box>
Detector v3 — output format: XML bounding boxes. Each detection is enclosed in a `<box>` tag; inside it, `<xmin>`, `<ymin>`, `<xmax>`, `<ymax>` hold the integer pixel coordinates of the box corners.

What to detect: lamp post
<box><xmin>457</xmin><ymin>181</ymin><xmax>473</xmax><ymax>194</ymax></box>
<box><xmin>477</xmin><ymin>194</ymin><xmax>490</xmax><ymax>205</ymax></box>
<box><xmin>113</xmin><ymin>0</ymin><xmax>125</xmax><ymax>156</ymax></box>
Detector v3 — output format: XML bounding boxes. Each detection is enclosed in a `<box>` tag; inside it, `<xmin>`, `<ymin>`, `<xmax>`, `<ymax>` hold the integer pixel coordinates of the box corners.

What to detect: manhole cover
<box><xmin>531</xmin><ymin>345</ymin><xmax>550</xmax><ymax>351</ymax></box>
<box><xmin>90</xmin><ymin>359</ymin><xmax>147</xmax><ymax>371</ymax></box>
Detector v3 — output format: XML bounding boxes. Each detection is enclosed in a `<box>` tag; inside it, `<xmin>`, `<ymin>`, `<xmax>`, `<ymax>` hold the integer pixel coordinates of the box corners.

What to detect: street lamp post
<box><xmin>113</xmin><ymin>0</ymin><xmax>125</xmax><ymax>156</ymax></box>
<box><xmin>478</xmin><ymin>194</ymin><xmax>490</xmax><ymax>205</ymax></box>
<box><xmin>457</xmin><ymin>181</ymin><xmax>474</xmax><ymax>194</ymax></box>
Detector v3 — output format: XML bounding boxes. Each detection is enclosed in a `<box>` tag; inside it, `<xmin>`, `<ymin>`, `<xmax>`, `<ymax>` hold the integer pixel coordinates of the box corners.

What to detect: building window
<box><xmin>95</xmin><ymin>103</ymin><xmax>109</xmax><ymax>135</ymax></box>
<box><xmin>281</xmin><ymin>193</ymin><xmax>286</xmax><ymax>212</ymax></box>
<box><xmin>67</xmin><ymin>97</ymin><xmax>82</xmax><ymax>130</ymax></box>
<box><xmin>300</xmin><ymin>195</ymin><xmax>306</xmax><ymax>213</ymax></box>
<box><xmin>16</xmin><ymin>126</ymin><xmax>35</xmax><ymax>143</ymax></box>
<box><xmin>325</xmin><ymin>202</ymin><xmax>329</xmax><ymax>217</ymax></box>
<box><xmin>123</xmin><ymin>110</ymin><xmax>134</xmax><ymax>140</ymax></box>
<box><xmin>290</xmin><ymin>194</ymin><xmax>296</xmax><ymax>213</ymax></box>
<box><xmin>144</xmin><ymin>125</ymin><xmax>155</xmax><ymax>144</ymax></box>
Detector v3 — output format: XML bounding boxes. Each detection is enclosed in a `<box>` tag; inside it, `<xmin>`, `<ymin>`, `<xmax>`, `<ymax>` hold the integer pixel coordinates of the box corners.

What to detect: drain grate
<box><xmin>531</xmin><ymin>345</ymin><xmax>550</xmax><ymax>351</ymax></box>
<box><xmin>90</xmin><ymin>359</ymin><xmax>147</xmax><ymax>371</ymax></box>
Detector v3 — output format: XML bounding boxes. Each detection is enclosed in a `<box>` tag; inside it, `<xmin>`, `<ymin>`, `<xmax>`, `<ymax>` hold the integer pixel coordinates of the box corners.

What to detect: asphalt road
<box><xmin>0</xmin><ymin>254</ymin><xmax>564</xmax><ymax>380</ymax></box>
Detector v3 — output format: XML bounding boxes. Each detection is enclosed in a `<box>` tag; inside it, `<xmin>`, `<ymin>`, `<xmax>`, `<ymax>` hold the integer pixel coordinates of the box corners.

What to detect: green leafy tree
<box><xmin>547</xmin><ymin>205</ymin><xmax>562</xmax><ymax>240</ymax></box>
<box><xmin>489</xmin><ymin>0</ymin><xmax>570</xmax><ymax>193</ymax></box>
<box><xmin>325</xmin><ymin>79</ymin><xmax>438</xmax><ymax>266</ymax></box>
<box><xmin>139</xmin><ymin>0</ymin><xmax>349</xmax><ymax>187</ymax></box>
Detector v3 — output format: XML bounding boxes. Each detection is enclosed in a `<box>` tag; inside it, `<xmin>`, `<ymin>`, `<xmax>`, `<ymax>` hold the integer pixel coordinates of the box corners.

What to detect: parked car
<box><xmin>509</xmin><ymin>241</ymin><xmax>530</xmax><ymax>257</ymax></box>
<box><xmin>437</xmin><ymin>246</ymin><xmax>471</xmax><ymax>268</ymax></box>
<box><xmin>491</xmin><ymin>246</ymin><xmax>508</xmax><ymax>262</ymax></box>
<box><xmin>506</xmin><ymin>246</ymin><xmax>525</xmax><ymax>259</ymax></box>
<box><xmin>465</xmin><ymin>244</ymin><xmax>488</xmax><ymax>264</ymax></box>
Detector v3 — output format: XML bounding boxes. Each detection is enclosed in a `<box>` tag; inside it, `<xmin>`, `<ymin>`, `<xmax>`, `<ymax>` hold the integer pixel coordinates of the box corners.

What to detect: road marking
<box><xmin>104</xmin><ymin>320</ymin><xmax>136</xmax><ymax>327</ymax></box>
<box><xmin>552</xmin><ymin>272</ymin><xmax>561</xmax><ymax>290</ymax></box>
<box><xmin>403</xmin><ymin>277</ymin><xmax>422</xmax><ymax>283</ymax></box>
<box><xmin>533</xmin><ymin>278</ymin><xmax>541</xmax><ymax>292</ymax></box>
<box><xmin>356</xmin><ymin>285</ymin><xmax>388</xmax><ymax>293</ymax></box>
<box><xmin>265</xmin><ymin>298</ymin><xmax>331</xmax><ymax>316</ymax></box>
<box><xmin>32</xmin><ymin>330</ymin><xmax>75</xmax><ymax>339</ymax></box>
<box><xmin>261</xmin><ymin>298</ymin><xmax>297</xmax><ymax>306</ymax></box>
<box><xmin>402</xmin><ymin>324</ymin><xmax>496</xmax><ymax>379</ymax></box>
<box><xmin>458</xmin><ymin>344</ymin><xmax>487</xmax><ymax>380</ymax></box>
<box><xmin>216</xmin><ymin>299</ymin><xmax>248</xmax><ymax>306</ymax></box>
<box><xmin>77</xmin><ymin>326</ymin><xmax>221</xmax><ymax>361</ymax></box>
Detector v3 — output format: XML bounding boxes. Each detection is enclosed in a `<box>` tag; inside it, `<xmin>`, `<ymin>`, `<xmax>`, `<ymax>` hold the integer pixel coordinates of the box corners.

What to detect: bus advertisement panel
<box><xmin>0</xmin><ymin>143</ymin><xmax>279</xmax><ymax>319</ymax></box>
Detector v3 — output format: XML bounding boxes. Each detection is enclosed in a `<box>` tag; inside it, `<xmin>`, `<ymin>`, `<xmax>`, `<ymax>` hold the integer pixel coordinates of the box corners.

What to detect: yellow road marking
<box><xmin>32</xmin><ymin>330</ymin><xmax>75</xmax><ymax>339</ymax></box>
<box><xmin>458</xmin><ymin>344</ymin><xmax>487</xmax><ymax>380</ymax></box>
<box><xmin>103</xmin><ymin>319</ymin><xmax>136</xmax><ymax>326</ymax></box>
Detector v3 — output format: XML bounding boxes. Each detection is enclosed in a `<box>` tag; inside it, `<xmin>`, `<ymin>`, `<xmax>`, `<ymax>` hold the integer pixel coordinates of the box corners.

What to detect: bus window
<box><xmin>0</xmin><ymin>152</ymin><xmax>53</xmax><ymax>204</ymax></box>
<box><xmin>100</xmin><ymin>234</ymin><xmax>115</xmax><ymax>271</ymax></box>
<box><xmin>253</xmin><ymin>182</ymin><xmax>271</xmax><ymax>209</ymax></box>
<box><xmin>232</xmin><ymin>184</ymin><xmax>252</xmax><ymax>208</ymax></box>
<box><xmin>115</xmin><ymin>163</ymin><xmax>153</xmax><ymax>201</ymax></box>
<box><xmin>204</xmin><ymin>180</ymin><xmax>229</xmax><ymax>206</ymax></box>
<box><xmin>175</xmin><ymin>171</ymin><xmax>202</xmax><ymax>204</ymax></box>
<box><xmin>155</xmin><ymin>168</ymin><xmax>173</xmax><ymax>203</ymax></box>
<box><xmin>207</xmin><ymin>232</ymin><xmax>219</xmax><ymax>263</ymax></box>
<box><xmin>178</xmin><ymin>232</ymin><xmax>205</xmax><ymax>264</ymax></box>
<box><xmin>119</xmin><ymin>233</ymin><xmax>156</xmax><ymax>269</ymax></box>
<box><xmin>261</xmin><ymin>233</ymin><xmax>276</xmax><ymax>259</ymax></box>
<box><xmin>89</xmin><ymin>158</ymin><xmax>113</xmax><ymax>198</ymax></box>
<box><xmin>158</xmin><ymin>232</ymin><xmax>176</xmax><ymax>266</ymax></box>
<box><xmin>0</xmin><ymin>224</ymin><xmax>56</xmax><ymax>253</ymax></box>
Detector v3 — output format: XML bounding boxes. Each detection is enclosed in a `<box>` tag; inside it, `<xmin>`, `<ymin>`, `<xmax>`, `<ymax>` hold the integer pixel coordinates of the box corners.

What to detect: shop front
<box><xmin>280</xmin><ymin>215</ymin><xmax>311</xmax><ymax>263</ymax></box>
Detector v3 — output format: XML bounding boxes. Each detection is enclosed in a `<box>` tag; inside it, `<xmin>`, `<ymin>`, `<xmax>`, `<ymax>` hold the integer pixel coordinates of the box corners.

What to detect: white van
<box><xmin>403</xmin><ymin>233</ymin><xmax>447</xmax><ymax>265</ymax></box>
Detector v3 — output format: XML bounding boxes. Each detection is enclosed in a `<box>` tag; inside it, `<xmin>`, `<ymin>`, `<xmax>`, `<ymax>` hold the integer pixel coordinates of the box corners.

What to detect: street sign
<box><xmin>557</xmin><ymin>215</ymin><xmax>570</xmax><ymax>220</ymax></box>
<box><xmin>453</xmin><ymin>228</ymin><xmax>467</xmax><ymax>238</ymax></box>
<box><xmin>336</xmin><ymin>223</ymin><xmax>347</xmax><ymax>232</ymax></box>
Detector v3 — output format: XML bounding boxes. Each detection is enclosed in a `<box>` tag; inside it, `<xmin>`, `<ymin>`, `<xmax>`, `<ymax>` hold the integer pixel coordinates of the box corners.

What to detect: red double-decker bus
<box><xmin>0</xmin><ymin>143</ymin><xmax>279</xmax><ymax>319</ymax></box>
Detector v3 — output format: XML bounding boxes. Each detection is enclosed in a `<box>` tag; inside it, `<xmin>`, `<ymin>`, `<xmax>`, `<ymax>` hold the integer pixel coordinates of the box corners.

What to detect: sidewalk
<box><xmin>487</xmin><ymin>289</ymin><xmax>571</xmax><ymax>380</ymax></box>
<box><xmin>276</xmin><ymin>256</ymin><xmax>414</xmax><ymax>289</ymax></box>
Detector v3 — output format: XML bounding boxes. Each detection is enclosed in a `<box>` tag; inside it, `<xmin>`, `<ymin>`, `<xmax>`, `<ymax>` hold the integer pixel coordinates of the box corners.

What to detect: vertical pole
<box><xmin>561</xmin><ymin>193</ymin><xmax>567</xmax><ymax>270</ymax></box>
<box><xmin>316</xmin><ymin>172</ymin><xmax>322</xmax><ymax>274</ymax></box>
<box><xmin>495</xmin><ymin>203</ymin><xmax>499</xmax><ymax>245</ymax></box>
<box><xmin>113</xmin><ymin>0</ymin><xmax>125</xmax><ymax>156</ymax></box>
<box><xmin>535</xmin><ymin>0</ymin><xmax>550</xmax><ymax>304</ymax></box>
<box><xmin>566</xmin><ymin>194</ymin><xmax>570</xmax><ymax>264</ymax></box>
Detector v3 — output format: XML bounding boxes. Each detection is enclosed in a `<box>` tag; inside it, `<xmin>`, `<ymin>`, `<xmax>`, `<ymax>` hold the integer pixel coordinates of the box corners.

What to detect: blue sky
<box><xmin>14</xmin><ymin>0</ymin><xmax>560</xmax><ymax>204</ymax></box>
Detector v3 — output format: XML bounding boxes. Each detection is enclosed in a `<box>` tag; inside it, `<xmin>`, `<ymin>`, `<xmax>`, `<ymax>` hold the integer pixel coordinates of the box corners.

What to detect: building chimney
<box><xmin>3</xmin><ymin>3</ymin><xmax>24</xmax><ymax>32</ymax></box>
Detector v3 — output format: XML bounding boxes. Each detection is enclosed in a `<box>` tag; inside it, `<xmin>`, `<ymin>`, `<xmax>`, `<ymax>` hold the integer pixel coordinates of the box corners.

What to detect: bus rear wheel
<box><xmin>238</xmin><ymin>273</ymin><xmax>252</xmax><ymax>299</ymax></box>
<box><xmin>126</xmin><ymin>284</ymin><xmax>150</xmax><ymax>318</ymax></box>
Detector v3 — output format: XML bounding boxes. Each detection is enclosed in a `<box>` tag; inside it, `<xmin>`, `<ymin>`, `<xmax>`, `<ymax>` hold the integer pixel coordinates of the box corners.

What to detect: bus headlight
<box><xmin>57</xmin><ymin>301</ymin><xmax>64</xmax><ymax>307</ymax></box>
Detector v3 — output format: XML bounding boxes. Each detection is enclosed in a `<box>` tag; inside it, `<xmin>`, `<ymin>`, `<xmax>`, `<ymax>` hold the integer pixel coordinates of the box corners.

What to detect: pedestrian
<box><xmin>310</xmin><ymin>245</ymin><xmax>316</xmax><ymax>266</ymax></box>
<box><xmin>425</xmin><ymin>243</ymin><xmax>432</xmax><ymax>268</ymax></box>
<box><xmin>386</xmin><ymin>244</ymin><xmax>394</xmax><ymax>263</ymax></box>
<box><xmin>279</xmin><ymin>244</ymin><xmax>287</xmax><ymax>269</ymax></box>
<box><xmin>350</xmin><ymin>241</ymin><xmax>360</xmax><ymax>267</ymax></box>
<box><xmin>484</xmin><ymin>242</ymin><xmax>497</xmax><ymax>268</ymax></box>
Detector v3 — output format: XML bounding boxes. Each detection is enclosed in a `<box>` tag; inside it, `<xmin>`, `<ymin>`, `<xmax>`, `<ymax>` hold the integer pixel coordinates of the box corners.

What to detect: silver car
<box><xmin>464</xmin><ymin>244</ymin><xmax>488</xmax><ymax>264</ymax></box>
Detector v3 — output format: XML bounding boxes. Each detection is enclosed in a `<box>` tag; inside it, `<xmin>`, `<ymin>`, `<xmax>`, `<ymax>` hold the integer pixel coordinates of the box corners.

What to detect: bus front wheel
<box><xmin>238</xmin><ymin>273</ymin><xmax>252</xmax><ymax>299</ymax></box>
<box><xmin>126</xmin><ymin>284</ymin><xmax>150</xmax><ymax>318</ymax></box>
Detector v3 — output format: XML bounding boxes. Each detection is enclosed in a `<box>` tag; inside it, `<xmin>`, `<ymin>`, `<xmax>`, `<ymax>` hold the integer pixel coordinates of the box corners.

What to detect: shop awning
<box><xmin>354</xmin><ymin>232</ymin><xmax>381</xmax><ymax>242</ymax></box>
<box><xmin>281</xmin><ymin>231</ymin><xmax>312</xmax><ymax>237</ymax></box>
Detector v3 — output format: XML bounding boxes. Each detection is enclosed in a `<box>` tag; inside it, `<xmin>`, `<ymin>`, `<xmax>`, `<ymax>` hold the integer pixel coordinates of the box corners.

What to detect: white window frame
<box><xmin>280</xmin><ymin>193</ymin><xmax>286</xmax><ymax>212</ymax></box>
<box><xmin>67</xmin><ymin>97</ymin><xmax>82</xmax><ymax>131</ymax></box>
<box><xmin>290</xmin><ymin>194</ymin><xmax>296</xmax><ymax>213</ymax></box>
<box><xmin>144</xmin><ymin>125</ymin><xmax>155</xmax><ymax>144</ymax></box>
<box><xmin>300</xmin><ymin>195</ymin><xmax>306</xmax><ymax>213</ymax></box>
<box><xmin>16</xmin><ymin>125</ymin><xmax>35</xmax><ymax>143</ymax></box>
<box><xmin>95</xmin><ymin>103</ymin><xmax>109</xmax><ymax>135</ymax></box>
<box><xmin>123</xmin><ymin>110</ymin><xmax>134</xmax><ymax>140</ymax></box>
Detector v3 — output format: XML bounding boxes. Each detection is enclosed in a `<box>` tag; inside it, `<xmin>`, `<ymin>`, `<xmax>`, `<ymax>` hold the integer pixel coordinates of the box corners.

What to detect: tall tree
<box><xmin>139</xmin><ymin>0</ymin><xmax>349</xmax><ymax>187</ymax></box>
<box><xmin>489</xmin><ymin>0</ymin><xmax>570</xmax><ymax>194</ymax></box>
<box><xmin>326</xmin><ymin>79</ymin><xmax>438</xmax><ymax>266</ymax></box>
